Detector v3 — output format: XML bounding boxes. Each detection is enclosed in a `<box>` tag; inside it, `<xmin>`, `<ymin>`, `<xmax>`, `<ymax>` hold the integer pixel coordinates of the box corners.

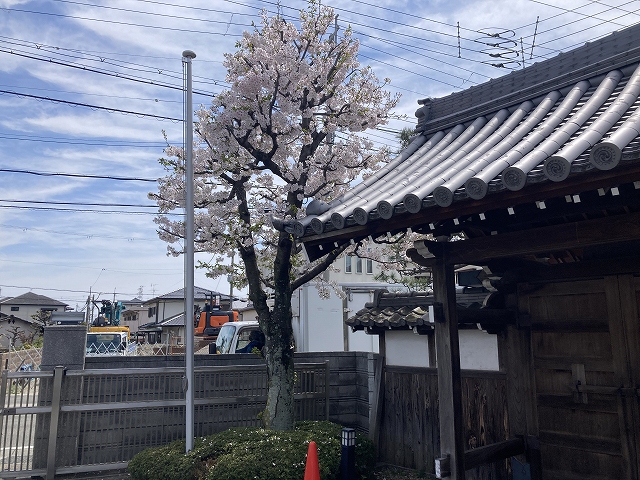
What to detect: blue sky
<box><xmin>1</xmin><ymin>0</ymin><xmax>639</xmax><ymax>309</ymax></box>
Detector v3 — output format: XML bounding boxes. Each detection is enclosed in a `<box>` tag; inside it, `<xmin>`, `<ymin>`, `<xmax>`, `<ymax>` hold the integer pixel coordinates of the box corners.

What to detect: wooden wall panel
<box><xmin>378</xmin><ymin>367</ymin><xmax>508</xmax><ymax>478</ymax></box>
<box><xmin>521</xmin><ymin>277</ymin><xmax>637</xmax><ymax>480</ymax></box>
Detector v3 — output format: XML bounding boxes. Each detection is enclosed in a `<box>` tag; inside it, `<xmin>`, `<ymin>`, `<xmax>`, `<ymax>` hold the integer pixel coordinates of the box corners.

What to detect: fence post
<box><xmin>324</xmin><ymin>361</ymin><xmax>330</xmax><ymax>420</ymax></box>
<box><xmin>0</xmin><ymin>369</ymin><xmax>7</xmax><ymax>409</ymax></box>
<box><xmin>46</xmin><ymin>365</ymin><xmax>65</xmax><ymax>480</ymax></box>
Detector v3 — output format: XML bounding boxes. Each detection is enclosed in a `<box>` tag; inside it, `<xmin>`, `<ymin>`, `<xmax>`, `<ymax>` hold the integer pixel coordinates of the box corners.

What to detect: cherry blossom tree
<box><xmin>151</xmin><ymin>1</ymin><xmax>399</xmax><ymax>430</ymax></box>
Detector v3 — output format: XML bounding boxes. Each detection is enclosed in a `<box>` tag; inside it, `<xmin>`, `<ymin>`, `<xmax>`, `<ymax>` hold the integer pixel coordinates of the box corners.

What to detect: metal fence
<box><xmin>0</xmin><ymin>362</ymin><xmax>330</xmax><ymax>479</ymax></box>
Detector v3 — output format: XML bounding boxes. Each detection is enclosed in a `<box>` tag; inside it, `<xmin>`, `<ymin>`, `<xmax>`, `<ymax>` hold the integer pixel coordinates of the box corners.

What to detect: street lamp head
<box><xmin>341</xmin><ymin>427</ymin><xmax>356</xmax><ymax>447</ymax></box>
<box><xmin>182</xmin><ymin>50</ymin><xmax>197</xmax><ymax>59</ymax></box>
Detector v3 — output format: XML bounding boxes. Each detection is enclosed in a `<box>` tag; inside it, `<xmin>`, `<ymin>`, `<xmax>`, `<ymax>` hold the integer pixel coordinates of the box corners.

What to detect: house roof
<box><xmin>144</xmin><ymin>287</ymin><xmax>232</xmax><ymax>305</ymax></box>
<box><xmin>158</xmin><ymin>313</ymin><xmax>186</xmax><ymax>327</ymax></box>
<box><xmin>347</xmin><ymin>287</ymin><xmax>495</xmax><ymax>333</ymax></box>
<box><xmin>0</xmin><ymin>292</ymin><xmax>67</xmax><ymax>307</ymax></box>
<box><xmin>297</xmin><ymin>24</ymin><xmax>640</xmax><ymax>262</ymax></box>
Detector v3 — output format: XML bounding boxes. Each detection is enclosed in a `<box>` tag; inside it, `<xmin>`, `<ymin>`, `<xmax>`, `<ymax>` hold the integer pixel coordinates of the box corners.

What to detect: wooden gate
<box><xmin>520</xmin><ymin>275</ymin><xmax>640</xmax><ymax>480</ymax></box>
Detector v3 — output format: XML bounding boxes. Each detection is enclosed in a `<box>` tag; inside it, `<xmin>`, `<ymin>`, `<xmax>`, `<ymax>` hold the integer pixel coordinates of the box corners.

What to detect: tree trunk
<box><xmin>261</xmin><ymin>295</ymin><xmax>295</xmax><ymax>430</ymax></box>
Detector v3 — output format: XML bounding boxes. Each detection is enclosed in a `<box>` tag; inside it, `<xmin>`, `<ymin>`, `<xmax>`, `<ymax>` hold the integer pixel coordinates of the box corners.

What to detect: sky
<box><xmin>1</xmin><ymin>0</ymin><xmax>639</xmax><ymax>310</ymax></box>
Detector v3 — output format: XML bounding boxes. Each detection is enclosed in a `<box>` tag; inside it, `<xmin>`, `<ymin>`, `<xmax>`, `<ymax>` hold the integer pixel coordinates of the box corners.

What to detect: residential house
<box><xmin>0</xmin><ymin>292</ymin><xmax>68</xmax><ymax>349</ymax></box>
<box><xmin>294</xmin><ymin>23</ymin><xmax>640</xmax><ymax>479</ymax></box>
<box><xmin>119</xmin><ymin>297</ymin><xmax>147</xmax><ymax>333</ymax></box>
<box><xmin>138</xmin><ymin>287</ymin><xmax>234</xmax><ymax>344</ymax></box>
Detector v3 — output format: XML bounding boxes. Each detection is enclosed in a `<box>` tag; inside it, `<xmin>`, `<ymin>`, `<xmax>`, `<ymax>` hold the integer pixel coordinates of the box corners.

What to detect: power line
<box><xmin>0</xmin><ymin>83</ymin><xmax>182</xmax><ymax>104</ymax></box>
<box><xmin>0</xmin><ymin>199</ymin><xmax>160</xmax><ymax>208</ymax></box>
<box><xmin>0</xmin><ymin>204</ymin><xmax>176</xmax><ymax>215</ymax></box>
<box><xmin>0</xmin><ymin>168</ymin><xmax>158</xmax><ymax>182</ymax></box>
<box><xmin>0</xmin><ymin>89</ymin><xmax>182</xmax><ymax>121</ymax></box>
<box><xmin>0</xmin><ymin>224</ymin><xmax>157</xmax><ymax>242</ymax></box>
<box><xmin>0</xmin><ymin>133</ymin><xmax>166</xmax><ymax>148</ymax></box>
<box><xmin>0</xmin><ymin>47</ymin><xmax>217</xmax><ymax>98</ymax></box>
<box><xmin>0</xmin><ymin>283</ymin><xmax>140</xmax><ymax>296</ymax></box>
<box><xmin>0</xmin><ymin>35</ymin><xmax>230</xmax><ymax>91</ymax></box>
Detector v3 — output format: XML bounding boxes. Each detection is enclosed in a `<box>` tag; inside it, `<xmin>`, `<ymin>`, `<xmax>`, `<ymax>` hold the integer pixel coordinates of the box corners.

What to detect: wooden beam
<box><xmin>415</xmin><ymin>210</ymin><xmax>640</xmax><ymax>266</ymax></box>
<box><xmin>464</xmin><ymin>437</ymin><xmax>525</xmax><ymax>470</ymax></box>
<box><xmin>432</xmin><ymin>243</ymin><xmax>466</xmax><ymax>479</ymax></box>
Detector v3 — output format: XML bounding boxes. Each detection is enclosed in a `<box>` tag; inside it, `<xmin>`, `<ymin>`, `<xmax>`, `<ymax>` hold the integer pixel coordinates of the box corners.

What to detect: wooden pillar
<box><xmin>432</xmin><ymin>243</ymin><xmax>465</xmax><ymax>479</ymax></box>
<box><xmin>605</xmin><ymin>274</ymin><xmax>640</xmax><ymax>479</ymax></box>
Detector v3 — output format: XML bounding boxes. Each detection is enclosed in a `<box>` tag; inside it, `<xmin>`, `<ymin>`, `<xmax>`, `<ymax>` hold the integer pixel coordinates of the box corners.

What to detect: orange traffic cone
<box><xmin>304</xmin><ymin>440</ymin><xmax>320</xmax><ymax>480</ymax></box>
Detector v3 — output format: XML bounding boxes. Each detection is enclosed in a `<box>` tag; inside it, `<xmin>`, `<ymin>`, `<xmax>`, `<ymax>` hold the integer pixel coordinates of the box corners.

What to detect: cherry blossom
<box><xmin>151</xmin><ymin>0</ymin><xmax>399</xmax><ymax>430</ymax></box>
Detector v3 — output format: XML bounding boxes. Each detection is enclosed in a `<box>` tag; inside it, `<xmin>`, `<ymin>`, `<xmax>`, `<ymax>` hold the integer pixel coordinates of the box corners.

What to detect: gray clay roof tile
<box><xmin>298</xmin><ymin>24</ymin><xmax>640</xmax><ymax>240</ymax></box>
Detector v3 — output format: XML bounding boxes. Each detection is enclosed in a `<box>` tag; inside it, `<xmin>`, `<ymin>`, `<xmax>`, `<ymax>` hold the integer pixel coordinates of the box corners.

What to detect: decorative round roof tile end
<box><xmin>292</xmin><ymin>221</ymin><xmax>305</xmax><ymax>238</ymax></box>
<box><xmin>465</xmin><ymin>178</ymin><xmax>488</xmax><ymax>200</ymax></box>
<box><xmin>433</xmin><ymin>187</ymin><xmax>454</xmax><ymax>207</ymax></box>
<box><xmin>590</xmin><ymin>142</ymin><xmax>621</xmax><ymax>171</ymax></box>
<box><xmin>310</xmin><ymin>217</ymin><xmax>324</xmax><ymax>235</ymax></box>
<box><xmin>377</xmin><ymin>201</ymin><xmax>394</xmax><ymax>219</ymax></box>
<box><xmin>403</xmin><ymin>194</ymin><xmax>422</xmax><ymax>213</ymax></box>
<box><xmin>330</xmin><ymin>212</ymin><xmax>345</xmax><ymax>230</ymax></box>
<box><xmin>544</xmin><ymin>156</ymin><xmax>571</xmax><ymax>182</ymax></box>
<box><xmin>502</xmin><ymin>167</ymin><xmax>527</xmax><ymax>191</ymax></box>
<box><xmin>353</xmin><ymin>208</ymin><xmax>369</xmax><ymax>225</ymax></box>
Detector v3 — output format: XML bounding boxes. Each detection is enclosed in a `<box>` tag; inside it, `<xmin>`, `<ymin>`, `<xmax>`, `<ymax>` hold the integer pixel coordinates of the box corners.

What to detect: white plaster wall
<box><xmin>385</xmin><ymin>330</ymin><xmax>430</xmax><ymax>367</ymax></box>
<box><xmin>384</xmin><ymin>328</ymin><xmax>499</xmax><ymax>370</ymax></box>
<box><xmin>459</xmin><ymin>328</ymin><xmax>499</xmax><ymax>371</ymax></box>
<box><xmin>303</xmin><ymin>285</ymin><xmax>344</xmax><ymax>352</ymax></box>
<box><xmin>345</xmin><ymin>290</ymin><xmax>378</xmax><ymax>353</ymax></box>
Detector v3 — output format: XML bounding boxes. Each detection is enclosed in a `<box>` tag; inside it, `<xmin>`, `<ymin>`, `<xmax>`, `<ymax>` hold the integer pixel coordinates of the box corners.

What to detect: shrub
<box><xmin>128</xmin><ymin>421</ymin><xmax>375</xmax><ymax>480</ymax></box>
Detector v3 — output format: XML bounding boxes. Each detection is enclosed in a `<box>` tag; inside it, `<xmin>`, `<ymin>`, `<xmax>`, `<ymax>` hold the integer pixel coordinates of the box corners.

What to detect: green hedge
<box><xmin>127</xmin><ymin>421</ymin><xmax>375</xmax><ymax>480</ymax></box>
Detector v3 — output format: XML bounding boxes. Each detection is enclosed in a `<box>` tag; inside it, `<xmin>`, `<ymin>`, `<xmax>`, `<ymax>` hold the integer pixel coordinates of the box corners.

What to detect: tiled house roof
<box><xmin>347</xmin><ymin>287</ymin><xmax>494</xmax><ymax>333</ymax></box>
<box><xmin>295</xmin><ymin>23</ymin><xmax>640</xmax><ymax>259</ymax></box>
<box><xmin>144</xmin><ymin>287</ymin><xmax>231</xmax><ymax>304</ymax></box>
<box><xmin>0</xmin><ymin>292</ymin><xmax>67</xmax><ymax>308</ymax></box>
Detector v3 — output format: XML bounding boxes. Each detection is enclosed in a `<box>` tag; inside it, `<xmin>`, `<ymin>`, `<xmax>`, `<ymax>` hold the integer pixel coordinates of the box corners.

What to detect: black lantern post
<box><xmin>341</xmin><ymin>427</ymin><xmax>356</xmax><ymax>479</ymax></box>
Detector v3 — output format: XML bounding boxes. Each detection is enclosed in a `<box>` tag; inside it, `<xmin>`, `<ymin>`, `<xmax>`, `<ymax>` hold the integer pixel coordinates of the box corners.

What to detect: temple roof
<box><xmin>297</xmin><ymin>24</ymin><xmax>640</xmax><ymax>262</ymax></box>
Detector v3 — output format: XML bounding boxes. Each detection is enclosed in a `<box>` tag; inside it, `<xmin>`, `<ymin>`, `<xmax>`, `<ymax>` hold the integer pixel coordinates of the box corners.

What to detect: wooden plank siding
<box><xmin>520</xmin><ymin>276</ymin><xmax>640</xmax><ymax>480</ymax></box>
<box><xmin>378</xmin><ymin>366</ymin><xmax>509</xmax><ymax>479</ymax></box>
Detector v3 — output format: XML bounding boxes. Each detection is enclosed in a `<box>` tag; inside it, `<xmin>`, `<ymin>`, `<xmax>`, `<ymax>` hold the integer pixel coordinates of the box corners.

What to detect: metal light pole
<box><xmin>182</xmin><ymin>49</ymin><xmax>196</xmax><ymax>453</ymax></box>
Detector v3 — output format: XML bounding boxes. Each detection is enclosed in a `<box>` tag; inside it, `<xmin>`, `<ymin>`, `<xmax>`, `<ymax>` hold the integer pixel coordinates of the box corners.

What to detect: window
<box><xmin>345</xmin><ymin>255</ymin><xmax>352</xmax><ymax>273</ymax></box>
<box><xmin>356</xmin><ymin>257</ymin><xmax>363</xmax><ymax>274</ymax></box>
<box><xmin>148</xmin><ymin>307</ymin><xmax>156</xmax><ymax>318</ymax></box>
<box><xmin>366</xmin><ymin>258</ymin><xmax>373</xmax><ymax>274</ymax></box>
<box><xmin>10</xmin><ymin>306</ymin><xmax>19</xmax><ymax>312</ymax></box>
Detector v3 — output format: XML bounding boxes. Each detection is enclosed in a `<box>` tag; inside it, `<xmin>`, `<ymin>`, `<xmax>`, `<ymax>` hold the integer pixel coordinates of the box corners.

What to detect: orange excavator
<box><xmin>194</xmin><ymin>293</ymin><xmax>238</xmax><ymax>338</ymax></box>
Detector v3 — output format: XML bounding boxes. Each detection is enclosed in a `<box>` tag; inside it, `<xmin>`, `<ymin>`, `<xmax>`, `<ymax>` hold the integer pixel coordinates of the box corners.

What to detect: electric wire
<box><xmin>0</xmin><ymin>224</ymin><xmax>157</xmax><ymax>242</ymax></box>
<box><xmin>0</xmin><ymin>168</ymin><xmax>158</xmax><ymax>182</ymax></box>
<box><xmin>0</xmin><ymin>133</ymin><xmax>167</xmax><ymax>148</ymax></box>
<box><xmin>0</xmin><ymin>199</ymin><xmax>160</xmax><ymax>208</ymax></box>
<box><xmin>0</xmin><ymin>47</ymin><xmax>218</xmax><ymax>98</ymax></box>
<box><xmin>0</xmin><ymin>35</ymin><xmax>230</xmax><ymax>90</ymax></box>
<box><xmin>0</xmin><ymin>83</ymin><xmax>182</xmax><ymax>104</ymax></box>
<box><xmin>0</xmin><ymin>204</ymin><xmax>179</xmax><ymax>215</ymax></box>
<box><xmin>0</xmin><ymin>89</ymin><xmax>182</xmax><ymax>122</ymax></box>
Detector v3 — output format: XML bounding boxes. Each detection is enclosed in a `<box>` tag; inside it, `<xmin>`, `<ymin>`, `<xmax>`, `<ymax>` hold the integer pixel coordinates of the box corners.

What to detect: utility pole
<box><xmin>182</xmin><ymin>49</ymin><xmax>196</xmax><ymax>454</ymax></box>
